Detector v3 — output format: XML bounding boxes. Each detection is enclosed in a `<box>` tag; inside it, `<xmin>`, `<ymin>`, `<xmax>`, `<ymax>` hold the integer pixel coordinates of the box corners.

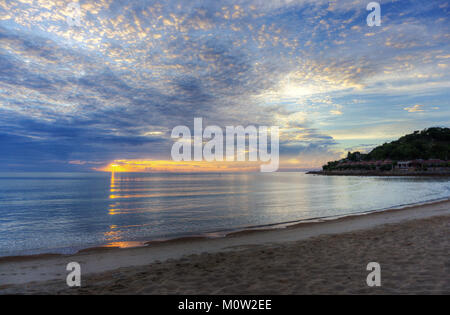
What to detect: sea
<box><xmin>0</xmin><ymin>172</ymin><xmax>449</xmax><ymax>257</ymax></box>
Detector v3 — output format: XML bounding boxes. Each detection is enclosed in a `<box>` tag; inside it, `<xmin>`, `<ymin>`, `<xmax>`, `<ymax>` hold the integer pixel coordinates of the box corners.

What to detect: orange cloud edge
<box><xmin>94</xmin><ymin>159</ymin><xmax>307</xmax><ymax>173</ymax></box>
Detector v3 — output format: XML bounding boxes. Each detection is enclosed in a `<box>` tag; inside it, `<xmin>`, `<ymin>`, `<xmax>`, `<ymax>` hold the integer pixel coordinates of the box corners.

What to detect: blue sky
<box><xmin>0</xmin><ymin>0</ymin><xmax>449</xmax><ymax>171</ymax></box>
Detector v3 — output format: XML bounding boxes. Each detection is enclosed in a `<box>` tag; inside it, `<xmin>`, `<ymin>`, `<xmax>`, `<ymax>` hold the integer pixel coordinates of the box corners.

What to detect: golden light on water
<box><xmin>103</xmin><ymin>241</ymin><xmax>147</xmax><ymax>249</ymax></box>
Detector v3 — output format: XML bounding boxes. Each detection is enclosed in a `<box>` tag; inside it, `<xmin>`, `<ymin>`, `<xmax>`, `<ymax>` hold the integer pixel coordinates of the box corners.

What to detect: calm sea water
<box><xmin>0</xmin><ymin>172</ymin><xmax>449</xmax><ymax>257</ymax></box>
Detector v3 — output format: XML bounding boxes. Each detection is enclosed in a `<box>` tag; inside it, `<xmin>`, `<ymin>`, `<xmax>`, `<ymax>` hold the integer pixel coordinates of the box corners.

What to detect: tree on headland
<box><xmin>322</xmin><ymin>127</ymin><xmax>450</xmax><ymax>171</ymax></box>
<box><xmin>365</xmin><ymin>127</ymin><xmax>450</xmax><ymax>161</ymax></box>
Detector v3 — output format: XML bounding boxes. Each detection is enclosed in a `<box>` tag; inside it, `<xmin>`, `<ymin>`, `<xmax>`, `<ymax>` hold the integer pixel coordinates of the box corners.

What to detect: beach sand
<box><xmin>1</xmin><ymin>200</ymin><xmax>449</xmax><ymax>294</ymax></box>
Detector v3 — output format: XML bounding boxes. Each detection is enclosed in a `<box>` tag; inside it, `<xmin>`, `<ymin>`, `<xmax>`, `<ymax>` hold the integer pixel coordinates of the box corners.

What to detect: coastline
<box><xmin>1</xmin><ymin>199</ymin><xmax>449</xmax><ymax>294</ymax></box>
<box><xmin>307</xmin><ymin>171</ymin><xmax>450</xmax><ymax>177</ymax></box>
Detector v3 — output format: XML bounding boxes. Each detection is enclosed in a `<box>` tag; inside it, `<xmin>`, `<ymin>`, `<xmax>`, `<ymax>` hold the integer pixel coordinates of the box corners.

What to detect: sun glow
<box><xmin>97</xmin><ymin>160</ymin><xmax>264</xmax><ymax>173</ymax></box>
<box><xmin>97</xmin><ymin>157</ymin><xmax>324</xmax><ymax>173</ymax></box>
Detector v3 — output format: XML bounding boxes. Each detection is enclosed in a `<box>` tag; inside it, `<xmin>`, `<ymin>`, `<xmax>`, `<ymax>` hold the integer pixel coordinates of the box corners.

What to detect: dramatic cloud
<box><xmin>0</xmin><ymin>0</ymin><xmax>449</xmax><ymax>171</ymax></box>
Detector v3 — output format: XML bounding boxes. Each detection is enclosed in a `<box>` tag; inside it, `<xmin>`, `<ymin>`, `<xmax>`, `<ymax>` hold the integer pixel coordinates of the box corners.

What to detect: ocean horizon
<box><xmin>0</xmin><ymin>172</ymin><xmax>449</xmax><ymax>257</ymax></box>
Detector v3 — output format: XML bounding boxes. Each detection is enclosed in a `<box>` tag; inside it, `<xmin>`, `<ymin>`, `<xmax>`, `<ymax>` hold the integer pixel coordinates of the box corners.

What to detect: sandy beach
<box><xmin>1</xmin><ymin>200</ymin><xmax>449</xmax><ymax>295</ymax></box>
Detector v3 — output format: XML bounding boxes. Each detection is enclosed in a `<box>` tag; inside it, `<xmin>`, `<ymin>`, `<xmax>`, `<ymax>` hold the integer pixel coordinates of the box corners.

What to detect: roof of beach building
<box><xmin>335</xmin><ymin>158</ymin><xmax>447</xmax><ymax>167</ymax></box>
<box><xmin>425</xmin><ymin>159</ymin><xmax>446</xmax><ymax>164</ymax></box>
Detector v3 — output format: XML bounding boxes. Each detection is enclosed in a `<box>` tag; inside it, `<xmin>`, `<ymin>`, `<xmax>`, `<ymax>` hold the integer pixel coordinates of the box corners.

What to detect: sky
<box><xmin>0</xmin><ymin>0</ymin><xmax>449</xmax><ymax>172</ymax></box>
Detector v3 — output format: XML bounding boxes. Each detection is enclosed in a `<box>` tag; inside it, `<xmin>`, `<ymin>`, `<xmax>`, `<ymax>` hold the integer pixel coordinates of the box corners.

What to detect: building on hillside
<box><xmin>397</xmin><ymin>161</ymin><xmax>411</xmax><ymax>170</ymax></box>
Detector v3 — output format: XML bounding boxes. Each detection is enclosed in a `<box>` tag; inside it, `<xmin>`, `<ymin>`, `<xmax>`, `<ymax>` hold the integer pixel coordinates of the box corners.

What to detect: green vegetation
<box><xmin>365</xmin><ymin>127</ymin><xmax>450</xmax><ymax>161</ymax></box>
<box><xmin>323</xmin><ymin>127</ymin><xmax>450</xmax><ymax>172</ymax></box>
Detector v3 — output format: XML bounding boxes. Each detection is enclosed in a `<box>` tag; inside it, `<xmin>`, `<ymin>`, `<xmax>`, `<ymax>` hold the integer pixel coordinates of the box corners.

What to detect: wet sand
<box><xmin>1</xmin><ymin>200</ymin><xmax>449</xmax><ymax>294</ymax></box>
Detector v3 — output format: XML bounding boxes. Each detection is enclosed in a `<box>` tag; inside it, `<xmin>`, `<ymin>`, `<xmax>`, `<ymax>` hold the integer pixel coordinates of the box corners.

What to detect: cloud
<box><xmin>0</xmin><ymin>0</ymin><xmax>449</xmax><ymax>171</ymax></box>
<box><xmin>403</xmin><ymin>104</ymin><xmax>441</xmax><ymax>113</ymax></box>
<box><xmin>404</xmin><ymin>104</ymin><xmax>425</xmax><ymax>113</ymax></box>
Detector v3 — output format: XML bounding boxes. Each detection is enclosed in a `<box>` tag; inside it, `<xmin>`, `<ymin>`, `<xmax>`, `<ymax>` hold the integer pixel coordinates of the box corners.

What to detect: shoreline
<box><xmin>1</xmin><ymin>196</ymin><xmax>449</xmax><ymax>260</ymax></box>
<box><xmin>307</xmin><ymin>171</ymin><xmax>450</xmax><ymax>177</ymax></box>
<box><xmin>1</xmin><ymin>198</ymin><xmax>449</xmax><ymax>292</ymax></box>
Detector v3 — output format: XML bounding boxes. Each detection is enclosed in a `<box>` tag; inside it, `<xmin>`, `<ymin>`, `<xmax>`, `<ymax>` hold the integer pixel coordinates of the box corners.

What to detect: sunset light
<box><xmin>1</xmin><ymin>0</ymin><xmax>449</xmax><ymax>298</ymax></box>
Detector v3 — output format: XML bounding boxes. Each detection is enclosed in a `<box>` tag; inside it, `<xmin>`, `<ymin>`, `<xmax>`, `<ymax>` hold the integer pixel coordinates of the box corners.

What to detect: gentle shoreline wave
<box><xmin>2</xmin><ymin>196</ymin><xmax>449</xmax><ymax>260</ymax></box>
